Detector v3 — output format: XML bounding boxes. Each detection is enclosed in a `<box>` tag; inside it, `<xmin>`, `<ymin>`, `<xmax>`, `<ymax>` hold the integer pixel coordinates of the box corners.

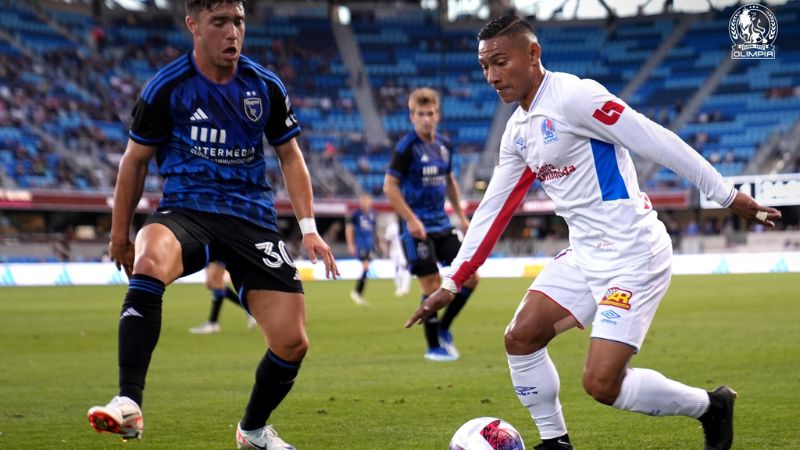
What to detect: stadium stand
<box><xmin>0</xmin><ymin>0</ymin><xmax>798</xmax><ymax>262</ymax></box>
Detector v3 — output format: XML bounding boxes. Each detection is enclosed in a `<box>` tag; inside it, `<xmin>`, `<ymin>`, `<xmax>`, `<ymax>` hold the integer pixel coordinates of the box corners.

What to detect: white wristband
<box><xmin>298</xmin><ymin>218</ymin><xmax>317</xmax><ymax>235</ymax></box>
<box><xmin>441</xmin><ymin>277</ymin><xmax>458</xmax><ymax>294</ymax></box>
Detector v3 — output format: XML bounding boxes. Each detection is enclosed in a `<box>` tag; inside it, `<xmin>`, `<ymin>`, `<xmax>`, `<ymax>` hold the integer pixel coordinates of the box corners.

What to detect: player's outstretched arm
<box><xmin>110</xmin><ymin>139</ymin><xmax>156</xmax><ymax>276</ymax></box>
<box><xmin>344</xmin><ymin>220</ymin><xmax>356</xmax><ymax>255</ymax></box>
<box><xmin>383</xmin><ymin>174</ymin><xmax>426</xmax><ymax>239</ymax></box>
<box><xmin>405</xmin><ymin>287</ymin><xmax>456</xmax><ymax>328</ymax></box>
<box><xmin>275</xmin><ymin>138</ymin><xmax>339</xmax><ymax>279</ymax></box>
<box><xmin>728</xmin><ymin>191</ymin><xmax>782</xmax><ymax>228</ymax></box>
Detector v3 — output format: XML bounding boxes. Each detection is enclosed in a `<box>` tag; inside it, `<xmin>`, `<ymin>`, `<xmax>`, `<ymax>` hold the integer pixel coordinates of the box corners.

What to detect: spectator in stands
<box><xmin>691</xmin><ymin>131</ymin><xmax>708</xmax><ymax>152</ymax></box>
<box><xmin>723</xmin><ymin>150</ymin><xmax>735</xmax><ymax>164</ymax></box>
<box><xmin>90</xmin><ymin>24</ymin><xmax>107</xmax><ymax>51</ymax></box>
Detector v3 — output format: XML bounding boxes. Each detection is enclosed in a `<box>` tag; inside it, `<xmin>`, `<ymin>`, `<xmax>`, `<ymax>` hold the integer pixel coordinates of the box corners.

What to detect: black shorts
<box><xmin>145</xmin><ymin>208</ymin><xmax>303</xmax><ymax>301</ymax></box>
<box><xmin>356</xmin><ymin>247</ymin><xmax>373</xmax><ymax>262</ymax></box>
<box><xmin>401</xmin><ymin>228</ymin><xmax>462</xmax><ymax>277</ymax></box>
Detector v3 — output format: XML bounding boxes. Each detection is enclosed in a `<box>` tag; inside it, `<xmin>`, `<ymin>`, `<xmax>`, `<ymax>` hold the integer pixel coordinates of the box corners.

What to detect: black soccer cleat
<box><xmin>533</xmin><ymin>434</ymin><xmax>574</xmax><ymax>449</ymax></box>
<box><xmin>700</xmin><ymin>386</ymin><xmax>737</xmax><ymax>450</ymax></box>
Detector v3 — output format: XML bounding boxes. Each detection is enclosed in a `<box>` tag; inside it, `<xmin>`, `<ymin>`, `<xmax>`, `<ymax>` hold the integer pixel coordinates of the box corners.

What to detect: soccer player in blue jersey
<box><xmin>189</xmin><ymin>261</ymin><xmax>256</xmax><ymax>334</ymax></box>
<box><xmin>345</xmin><ymin>194</ymin><xmax>377</xmax><ymax>305</ymax></box>
<box><xmin>86</xmin><ymin>1</ymin><xmax>338</xmax><ymax>448</ymax></box>
<box><xmin>384</xmin><ymin>87</ymin><xmax>479</xmax><ymax>361</ymax></box>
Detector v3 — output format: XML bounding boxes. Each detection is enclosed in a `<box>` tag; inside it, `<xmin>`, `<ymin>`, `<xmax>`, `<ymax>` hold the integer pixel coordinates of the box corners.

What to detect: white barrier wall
<box><xmin>1</xmin><ymin>252</ymin><xmax>799</xmax><ymax>287</ymax></box>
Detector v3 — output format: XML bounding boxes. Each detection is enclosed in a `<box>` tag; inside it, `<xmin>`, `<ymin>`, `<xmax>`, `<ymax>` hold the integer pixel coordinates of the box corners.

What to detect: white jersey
<box><xmin>384</xmin><ymin>220</ymin><xmax>405</xmax><ymax>263</ymax></box>
<box><xmin>448</xmin><ymin>71</ymin><xmax>735</xmax><ymax>286</ymax></box>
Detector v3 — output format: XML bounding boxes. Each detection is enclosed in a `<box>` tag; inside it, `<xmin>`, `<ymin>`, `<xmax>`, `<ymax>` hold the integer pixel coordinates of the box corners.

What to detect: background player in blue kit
<box><xmin>345</xmin><ymin>193</ymin><xmax>377</xmax><ymax>305</ymax></box>
<box><xmin>86</xmin><ymin>1</ymin><xmax>338</xmax><ymax>448</ymax></box>
<box><xmin>384</xmin><ymin>87</ymin><xmax>479</xmax><ymax>361</ymax></box>
<box><xmin>189</xmin><ymin>260</ymin><xmax>257</xmax><ymax>334</ymax></box>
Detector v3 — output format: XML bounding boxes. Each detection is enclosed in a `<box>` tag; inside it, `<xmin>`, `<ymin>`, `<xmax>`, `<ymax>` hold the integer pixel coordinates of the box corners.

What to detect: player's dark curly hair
<box><xmin>477</xmin><ymin>15</ymin><xmax>537</xmax><ymax>41</ymax></box>
<box><xmin>185</xmin><ymin>0</ymin><xmax>245</xmax><ymax>16</ymax></box>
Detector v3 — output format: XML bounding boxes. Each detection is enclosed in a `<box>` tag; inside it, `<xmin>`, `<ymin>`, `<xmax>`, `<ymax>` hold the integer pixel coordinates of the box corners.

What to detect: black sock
<box><xmin>241</xmin><ymin>350</ymin><xmax>301</xmax><ymax>431</ymax></box>
<box><xmin>119</xmin><ymin>274</ymin><xmax>165</xmax><ymax>407</ymax></box>
<box><xmin>208</xmin><ymin>289</ymin><xmax>225</xmax><ymax>322</ymax></box>
<box><xmin>421</xmin><ymin>295</ymin><xmax>440</xmax><ymax>349</ymax></box>
<box><xmin>355</xmin><ymin>269</ymin><xmax>367</xmax><ymax>295</ymax></box>
<box><xmin>224</xmin><ymin>287</ymin><xmax>241</xmax><ymax>305</ymax></box>
<box><xmin>439</xmin><ymin>286</ymin><xmax>473</xmax><ymax>331</ymax></box>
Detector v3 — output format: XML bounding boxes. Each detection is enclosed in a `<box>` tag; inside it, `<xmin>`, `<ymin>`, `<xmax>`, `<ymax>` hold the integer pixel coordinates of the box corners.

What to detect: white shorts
<box><xmin>389</xmin><ymin>249</ymin><xmax>407</xmax><ymax>268</ymax></box>
<box><xmin>528</xmin><ymin>246</ymin><xmax>673</xmax><ymax>351</ymax></box>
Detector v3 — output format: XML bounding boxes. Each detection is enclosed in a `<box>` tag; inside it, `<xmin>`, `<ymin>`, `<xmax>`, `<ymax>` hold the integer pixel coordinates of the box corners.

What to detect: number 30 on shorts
<box><xmin>255</xmin><ymin>241</ymin><xmax>296</xmax><ymax>269</ymax></box>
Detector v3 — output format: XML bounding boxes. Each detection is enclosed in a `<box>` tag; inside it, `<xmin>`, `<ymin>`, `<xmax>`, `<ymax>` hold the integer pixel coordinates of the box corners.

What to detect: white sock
<box><xmin>395</xmin><ymin>267</ymin><xmax>410</xmax><ymax>292</ymax></box>
<box><xmin>612</xmin><ymin>368</ymin><xmax>710</xmax><ymax>418</ymax></box>
<box><xmin>507</xmin><ymin>349</ymin><xmax>567</xmax><ymax>440</ymax></box>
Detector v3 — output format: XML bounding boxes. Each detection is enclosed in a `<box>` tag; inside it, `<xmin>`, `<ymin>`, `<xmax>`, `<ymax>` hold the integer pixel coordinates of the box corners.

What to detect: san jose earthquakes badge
<box><xmin>243</xmin><ymin>91</ymin><xmax>262</xmax><ymax>122</ymax></box>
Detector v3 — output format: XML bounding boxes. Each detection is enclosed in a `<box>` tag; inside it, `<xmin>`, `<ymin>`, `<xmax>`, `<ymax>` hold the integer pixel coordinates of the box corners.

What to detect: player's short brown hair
<box><xmin>185</xmin><ymin>0</ymin><xmax>244</xmax><ymax>16</ymax></box>
<box><xmin>408</xmin><ymin>87</ymin><xmax>440</xmax><ymax>112</ymax></box>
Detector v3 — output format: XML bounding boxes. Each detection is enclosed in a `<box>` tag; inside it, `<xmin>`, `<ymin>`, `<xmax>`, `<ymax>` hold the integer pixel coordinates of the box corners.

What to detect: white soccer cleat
<box><xmin>349</xmin><ymin>291</ymin><xmax>368</xmax><ymax>306</ymax></box>
<box><xmin>425</xmin><ymin>347</ymin><xmax>458</xmax><ymax>362</ymax></box>
<box><xmin>236</xmin><ymin>422</ymin><xmax>295</xmax><ymax>450</ymax></box>
<box><xmin>189</xmin><ymin>321</ymin><xmax>221</xmax><ymax>334</ymax></box>
<box><xmin>87</xmin><ymin>396</ymin><xmax>143</xmax><ymax>440</ymax></box>
<box><xmin>394</xmin><ymin>288</ymin><xmax>408</xmax><ymax>297</ymax></box>
<box><xmin>438</xmin><ymin>330</ymin><xmax>460</xmax><ymax>359</ymax></box>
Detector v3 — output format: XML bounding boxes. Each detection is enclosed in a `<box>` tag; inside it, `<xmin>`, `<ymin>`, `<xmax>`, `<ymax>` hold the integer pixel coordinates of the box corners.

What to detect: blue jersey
<box><xmin>128</xmin><ymin>53</ymin><xmax>300</xmax><ymax>232</ymax></box>
<box><xmin>386</xmin><ymin>130</ymin><xmax>454</xmax><ymax>233</ymax></box>
<box><xmin>348</xmin><ymin>208</ymin><xmax>376</xmax><ymax>251</ymax></box>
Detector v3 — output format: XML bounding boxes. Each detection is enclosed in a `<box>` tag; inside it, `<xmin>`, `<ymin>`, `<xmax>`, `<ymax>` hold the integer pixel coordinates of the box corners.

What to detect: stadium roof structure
<box><xmin>53</xmin><ymin>0</ymin><xmax>794</xmax><ymax>21</ymax></box>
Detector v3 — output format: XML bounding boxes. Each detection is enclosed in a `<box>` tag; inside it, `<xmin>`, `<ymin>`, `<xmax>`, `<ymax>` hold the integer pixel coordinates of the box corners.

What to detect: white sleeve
<box><xmin>561</xmin><ymin>78</ymin><xmax>736</xmax><ymax>207</ymax></box>
<box><xmin>447</xmin><ymin>131</ymin><xmax>536</xmax><ymax>289</ymax></box>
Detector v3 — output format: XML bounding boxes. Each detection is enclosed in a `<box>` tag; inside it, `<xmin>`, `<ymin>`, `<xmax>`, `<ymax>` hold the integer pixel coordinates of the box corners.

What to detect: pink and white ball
<box><xmin>449</xmin><ymin>417</ymin><xmax>525</xmax><ymax>450</ymax></box>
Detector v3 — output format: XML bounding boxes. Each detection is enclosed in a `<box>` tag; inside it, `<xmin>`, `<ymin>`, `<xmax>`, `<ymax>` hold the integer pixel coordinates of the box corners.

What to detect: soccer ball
<box><xmin>449</xmin><ymin>417</ymin><xmax>525</xmax><ymax>450</ymax></box>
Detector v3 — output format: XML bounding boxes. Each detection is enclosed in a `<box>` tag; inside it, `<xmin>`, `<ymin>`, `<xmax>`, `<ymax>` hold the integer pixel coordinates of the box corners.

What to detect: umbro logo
<box><xmin>190</xmin><ymin>108</ymin><xmax>209</xmax><ymax>122</ymax></box>
<box><xmin>514</xmin><ymin>386</ymin><xmax>538</xmax><ymax>396</ymax></box>
<box><xmin>601</xmin><ymin>310</ymin><xmax>621</xmax><ymax>319</ymax></box>
<box><xmin>420</xmin><ymin>153</ymin><xmax>430</xmax><ymax>163</ymax></box>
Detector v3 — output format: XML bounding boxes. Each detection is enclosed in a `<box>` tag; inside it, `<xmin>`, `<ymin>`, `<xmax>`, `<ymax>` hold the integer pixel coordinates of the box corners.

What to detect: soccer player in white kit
<box><xmin>406</xmin><ymin>16</ymin><xmax>781</xmax><ymax>450</ymax></box>
<box><xmin>383</xmin><ymin>215</ymin><xmax>411</xmax><ymax>297</ymax></box>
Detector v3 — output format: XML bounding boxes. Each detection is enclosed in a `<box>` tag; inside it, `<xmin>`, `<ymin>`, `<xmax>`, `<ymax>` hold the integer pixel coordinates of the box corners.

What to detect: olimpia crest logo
<box><xmin>729</xmin><ymin>4</ymin><xmax>778</xmax><ymax>59</ymax></box>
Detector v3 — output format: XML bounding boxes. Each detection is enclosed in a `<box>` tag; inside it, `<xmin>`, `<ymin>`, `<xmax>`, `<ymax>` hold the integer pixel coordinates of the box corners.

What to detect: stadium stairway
<box><xmin>330</xmin><ymin>13</ymin><xmax>388</xmax><ymax>150</ymax></box>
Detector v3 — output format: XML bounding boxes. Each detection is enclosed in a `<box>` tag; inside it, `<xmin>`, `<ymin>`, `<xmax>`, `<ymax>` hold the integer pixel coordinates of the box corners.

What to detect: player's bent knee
<box><xmin>132</xmin><ymin>255</ymin><xmax>175</xmax><ymax>283</ymax></box>
<box><xmin>272</xmin><ymin>337</ymin><xmax>309</xmax><ymax>362</ymax></box>
<box><xmin>582</xmin><ymin>371</ymin><xmax>621</xmax><ymax>405</ymax></box>
<box><xmin>504</xmin><ymin>325</ymin><xmax>548</xmax><ymax>355</ymax></box>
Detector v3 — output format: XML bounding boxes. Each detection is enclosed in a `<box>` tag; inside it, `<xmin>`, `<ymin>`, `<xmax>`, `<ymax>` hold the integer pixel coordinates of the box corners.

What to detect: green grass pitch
<box><xmin>1</xmin><ymin>273</ymin><xmax>798</xmax><ymax>449</ymax></box>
